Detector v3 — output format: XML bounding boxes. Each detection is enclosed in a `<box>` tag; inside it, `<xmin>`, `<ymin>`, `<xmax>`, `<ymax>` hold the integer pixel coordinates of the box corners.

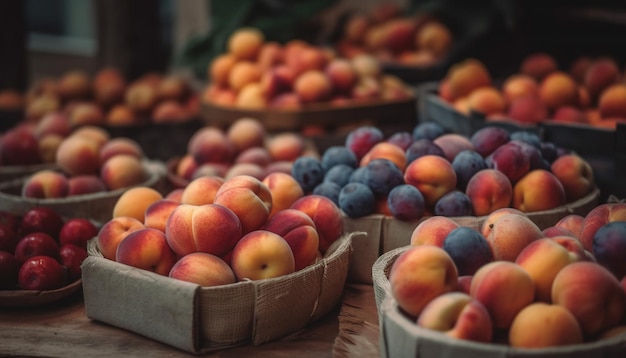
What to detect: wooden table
<box><xmin>0</xmin><ymin>284</ymin><xmax>380</xmax><ymax>357</ymax></box>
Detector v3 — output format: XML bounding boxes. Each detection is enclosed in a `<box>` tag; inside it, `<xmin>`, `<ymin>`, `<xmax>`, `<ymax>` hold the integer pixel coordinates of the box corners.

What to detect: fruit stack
<box><xmin>372</xmin><ymin>201</ymin><xmax>626</xmax><ymax>356</ymax></box>
<box><xmin>201</xmin><ymin>27</ymin><xmax>416</xmax><ymax>132</ymax></box>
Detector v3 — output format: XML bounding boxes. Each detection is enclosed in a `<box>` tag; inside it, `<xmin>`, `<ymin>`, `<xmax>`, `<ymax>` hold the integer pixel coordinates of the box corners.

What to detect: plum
<box><xmin>593</xmin><ymin>221</ymin><xmax>626</xmax><ymax>279</ymax></box>
<box><xmin>291</xmin><ymin>156</ymin><xmax>324</xmax><ymax>193</ymax></box>
<box><xmin>338</xmin><ymin>182</ymin><xmax>376</xmax><ymax>218</ymax></box>
<box><xmin>348</xmin><ymin>166</ymin><xmax>368</xmax><ymax>185</ymax></box>
<box><xmin>405</xmin><ymin>139</ymin><xmax>445</xmax><ymax>164</ymax></box>
<box><xmin>345</xmin><ymin>126</ymin><xmax>384</xmax><ymax>160</ymax></box>
<box><xmin>412</xmin><ymin>121</ymin><xmax>446</xmax><ymax>140</ymax></box>
<box><xmin>470</xmin><ymin>126</ymin><xmax>509</xmax><ymax>157</ymax></box>
<box><xmin>510</xmin><ymin>130</ymin><xmax>541</xmax><ymax>149</ymax></box>
<box><xmin>486</xmin><ymin>141</ymin><xmax>531</xmax><ymax>184</ymax></box>
<box><xmin>321</xmin><ymin>145</ymin><xmax>358</xmax><ymax>171</ymax></box>
<box><xmin>363</xmin><ymin>158</ymin><xmax>405</xmax><ymax>196</ymax></box>
<box><xmin>443</xmin><ymin>227</ymin><xmax>493</xmax><ymax>276</ymax></box>
<box><xmin>434</xmin><ymin>191</ymin><xmax>474</xmax><ymax>217</ymax></box>
<box><xmin>323</xmin><ymin>164</ymin><xmax>354</xmax><ymax>187</ymax></box>
<box><xmin>313</xmin><ymin>182</ymin><xmax>341</xmax><ymax>206</ymax></box>
<box><xmin>387</xmin><ymin>184</ymin><xmax>425</xmax><ymax>221</ymax></box>
<box><xmin>386</xmin><ymin>131</ymin><xmax>413</xmax><ymax>151</ymax></box>
<box><xmin>452</xmin><ymin>150</ymin><xmax>487</xmax><ymax>191</ymax></box>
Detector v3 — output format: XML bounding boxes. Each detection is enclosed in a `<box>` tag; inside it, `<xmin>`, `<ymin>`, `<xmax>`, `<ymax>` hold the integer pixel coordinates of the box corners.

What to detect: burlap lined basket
<box><xmin>83</xmin><ymin>231</ymin><xmax>359</xmax><ymax>354</ymax></box>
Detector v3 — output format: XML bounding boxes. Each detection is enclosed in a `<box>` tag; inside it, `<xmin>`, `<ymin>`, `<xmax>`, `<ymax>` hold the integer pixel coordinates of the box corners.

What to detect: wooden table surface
<box><xmin>0</xmin><ymin>284</ymin><xmax>380</xmax><ymax>358</ymax></box>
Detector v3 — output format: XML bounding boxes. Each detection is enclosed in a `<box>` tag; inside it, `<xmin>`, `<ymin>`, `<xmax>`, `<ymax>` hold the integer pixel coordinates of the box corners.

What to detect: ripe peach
<box><xmin>34</xmin><ymin>112</ymin><xmax>71</xmax><ymax>139</ymax></box>
<box><xmin>224</xmin><ymin>163</ymin><xmax>264</xmax><ymax>180</ymax></box>
<box><xmin>552</xmin><ymin>261</ymin><xmax>626</xmax><ymax>335</ymax></box>
<box><xmin>325</xmin><ymin>58</ymin><xmax>358</xmax><ymax>94</ymax></box>
<box><xmin>70</xmin><ymin>125</ymin><xmax>110</xmax><ymax>148</ymax></box>
<box><xmin>598</xmin><ymin>83</ymin><xmax>626</xmax><ymax>119</ymax></box>
<box><xmin>539</xmin><ymin>71</ymin><xmax>579</xmax><ymax>110</ymax></box>
<box><xmin>290</xmin><ymin>195</ymin><xmax>343</xmax><ymax>253</ymax></box>
<box><xmin>227</xmin><ymin>27</ymin><xmax>264</xmax><ymax>61</ymax></box>
<box><xmin>164</xmin><ymin>188</ymin><xmax>184</xmax><ymax>202</ymax></box>
<box><xmin>25</xmin><ymin>94</ymin><xmax>61</xmax><ymax>122</ymax></box>
<box><xmin>416</xmin><ymin>21</ymin><xmax>452</xmax><ymax>58</ymax></box>
<box><xmin>105</xmin><ymin>104</ymin><xmax>137</xmax><ymax>126</ymax></box>
<box><xmin>152</xmin><ymin>100</ymin><xmax>189</xmax><ymax>123</ymax></box>
<box><xmin>259</xmin><ymin>65</ymin><xmax>296</xmax><ymax>98</ymax></box>
<box><xmin>579</xmin><ymin>203</ymin><xmax>626</xmax><ymax>251</ymax></box>
<box><xmin>552</xmin><ymin>105</ymin><xmax>587</xmax><ymax>123</ymax></box>
<box><xmin>228</xmin><ymin>62</ymin><xmax>262</xmax><ymax>92</ymax></box>
<box><xmin>169</xmin><ymin>252</ymin><xmax>236</xmax><ymax>287</ymax></box>
<box><xmin>466</xmin><ymin>86</ymin><xmax>506</xmax><ymax>117</ymax></box>
<box><xmin>235</xmin><ymin>147</ymin><xmax>271</xmax><ymax>167</ymax></box>
<box><xmin>256</xmin><ymin>41</ymin><xmax>283</xmax><ymax>70</ymax></box>
<box><xmin>21</xmin><ymin>170</ymin><xmax>69</xmax><ymax>199</ymax></box>
<box><xmin>508</xmin><ymin>303</ymin><xmax>583</xmax><ymax>348</ymax></box>
<box><xmin>57</xmin><ymin>70</ymin><xmax>91</xmax><ymax>101</ymax></box>
<box><xmin>226</xmin><ymin>117</ymin><xmax>266</xmax><ymax>153</ymax></box>
<box><xmin>446</xmin><ymin>58</ymin><xmax>492</xmax><ymax>101</ymax></box>
<box><xmin>389</xmin><ymin>245</ymin><xmax>459</xmax><ymax>318</ymax></box>
<box><xmin>359</xmin><ymin>142</ymin><xmax>407</xmax><ymax>171</ymax></box>
<box><xmin>36</xmin><ymin>133</ymin><xmax>63</xmax><ymax>163</ymax></box>
<box><xmin>269</xmin><ymin>92</ymin><xmax>302</xmax><ymax>110</ymax></box>
<box><xmin>116</xmin><ymin>228</ymin><xmax>178</xmax><ymax>275</ymax></box>
<box><xmin>350</xmin><ymin>54</ymin><xmax>381</xmax><ymax>78</ymax></box>
<box><xmin>156</xmin><ymin>75</ymin><xmax>188</xmax><ymax>102</ymax></box>
<box><xmin>235</xmin><ymin>83</ymin><xmax>267</xmax><ymax>109</ymax></box>
<box><xmin>67</xmin><ymin>175</ymin><xmax>107</xmax><ymax>196</ymax></box>
<box><xmin>99</xmin><ymin>137</ymin><xmax>143</xmax><ymax>166</ymax></box>
<box><xmin>343</xmin><ymin>14</ymin><xmax>370</xmax><ymax>43</ymax></box>
<box><xmin>584</xmin><ymin>57</ymin><xmax>621</xmax><ymax>102</ymax></box>
<box><xmin>550</xmin><ymin>153</ymin><xmax>595</xmax><ymax>202</ymax></box>
<box><xmin>143</xmin><ymin>199</ymin><xmax>180</xmax><ymax>233</ymax></box>
<box><xmin>112</xmin><ymin>186</ymin><xmax>163</xmax><ymax>222</ymax></box>
<box><xmin>569</xmin><ymin>56</ymin><xmax>592</xmax><ymax>83</ymax></box>
<box><xmin>480</xmin><ymin>207</ymin><xmax>525</xmax><ymax>238</ymax></box>
<box><xmin>213</xmin><ymin>175</ymin><xmax>272</xmax><ymax>234</ymax></box>
<box><xmin>465</xmin><ymin>169</ymin><xmax>513</xmax><ymax>217</ymax></box>
<box><xmin>294</xmin><ymin>70</ymin><xmax>332</xmax><ymax>103</ymax></box>
<box><xmin>262</xmin><ymin>172</ymin><xmax>304</xmax><ymax>218</ymax></box>
<box><xmin>433</xmin><ymin>133</ymin><xmax>474</xmax><ymax>162</ymax></box>
<box><xmin>266</xmin><ymin>132</ymin><xmax>305</xmax><ymax>162</ymax></box>
<box><xmin>209</xmin><ymin>54</ymin><xmax>237</xmax><ymax>87</ymax></box>
<box><xmin>519</xmin><ymin>52</ymin><xmax>558</xmax><ymax>81</ymax></box>
<box><xmin>68</xmin><ymin>102</ymin><xmax>105</xmax><ymax>127</ymax></box>
<box><xmin>506</xmin><ymin>95</ymin><xmax>548</xmax><ymax>124</ymax></box>
<box><xmin>410</xmin><ymin>216</ymin><xmax>460</xmax><ymax>247</ymax></box>
<box><xmin>286</xmin><ymin>46</ymin><xmax>328</xmax><ymax>75</ymax></box>
<box><xmin>125</xmin><ymin>81</ymin><xmax>158</xmax><ymax>113</ymax></box>
<box><xmin>230</xmin><ymin>230</ymin><xmax>295</xmax><ymax>280</ymax></box>
<box><xmin>501</xmin><ymin>74</ymin><xmax>540</xmax><ymax>103</ymax></box>
<box><xmin>486</xmin><ymin>213</ymin><xmax>542</xmax><ymax>261</ymax></box>
<box><xmin>261</xmin><ymin>208</ymin><xmax>319</xmax><ymax>271</ymax></box>
<box><xmin>55</xmin><ymin>135</ymin><xmax>101</xmax><ymax>176</ymax></box>
<box><xmin>513</xmin><ymin>169</ymin><xmax>566</xmax><ymax>212</ymax></box>
<box><xmin>180</xmin><ymin>175</ymin><xmax>224</xmax><ymax>206</ymax></box>
<box><xmin>96</xmin><ymin>216</ymin><xmax>145</xmax><ymax>260</ymax></box>
<box><xmin>470</xmin><ymin>261</ymin><xmax>535</xmax><ymax>329</ymax></box>
<box><xmin>187</xmin><ymin>126</ymin><xmax>236</xmax><ymax>165</ymax></box>
<box><xmin>404</xmin><ymin>154</ymin><xmax>457</xmax><ymax>207</ymax></box>
<box><xmin>417</xmin><ymin>292</ymin><xmax>493</xmax><ymax>343</ymax></box>
<box><xmin>554</xmin><ymin>214</ymin><xmax>584</xmax><ymax>238</ymax></box>
<box><xmin>93</xmin><ymin>67</ymin><xmax>126</xmax><ymax>107</ymax></box>
<box><xmin>165</xmin><ymin>203</ymin><xmax>242</xmax><ymax>257</ymax></box>
<box><xmin>100</xmin><ymin>154</ymin><xmax>146</xmax><ymax>191</ymax></box>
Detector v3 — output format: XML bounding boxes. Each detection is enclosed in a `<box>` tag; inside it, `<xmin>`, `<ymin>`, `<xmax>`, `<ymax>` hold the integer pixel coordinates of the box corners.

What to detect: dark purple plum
<box><xmin>512</xmin><ymin>140</ymin><xmax>550</xmax><ymax>171</ymax></box>
<box><xmin>592</xmin><ymin>221</ymin><xmax>626</xmax><ymax>279</ymax></box>
<box><xmin>434</xmin><ymin>191</ymin><xmax>474</xmax><ymax>217</ymax></box>
<box><xmin>443</xmin><ymin>227</ymin><xmax>493</xmax><ymax>276</ymax></box>
<box><xmin>313</xmin><ymin>182</ymin><xmax>342</xmax><ymax>206</ymax></box>
<box><xmin>387</xmin><ymin>184</ymin><xmax>425</xmax><ymax>221</ymax></box>
<box><xmin>412</xmin><ymin>121</ymin><xmax>446</xmax><ymax>140</ymax></box>
<box><xmin>452</xmin><ymin>150</ymin><xmax>487</xmax><ymax>191</ymax></box>
<box><xmin>540</xmin><ymin>141</ymin><xmax>558</xmax><ymax>163</ymax></box>
<box><xmin>338</xmin><ymin>182</ymin><xmax>376</xmax><ymax>218</ymax></box>
<box><xmin>291</xmin><ymin>156</ymin><xmax>325</xmax><ymax>193</ymax></box>
<box><xmin>386</xmin><ymin>131</ymin><xmax>413</xmax><ymax>151</ymax></box>
<box><xmin>321</xmin><ymin>145</ymin><xmax>358</xmax><ymax>171</ymax></box>
<box><xmin>363</xmin><ymin>158</ymin><xmax>405</xmax><ymax>196</ymax></box>
<box><xmin>348</xmin><ymin>166</ymin><xmax>368</xmax><ymax>185</ymax></box>
<box><xmin>323</xmin><ymin>164</ymin><xmax>354</xmax><ymax>187</ymax></box>
<box><xmin>510</xmin><ymin>130</ymin><xmax>541</xmax><ymax>149</ymax></box>
<box><xmin>405</xmin><ymin>139</ymin><xmax>445</xmax><ymax>163</ymax></box>
<box><xmin>485</xmin><ymin>141</ymin><xmax>531</xmax><ymax>184</ymax></box>
<box><xmin>470</xmin><ymin>126</ymin><xmax>510</xmax><ymax>157</ymax></box>
<box><xmin>345</xmin><ymin>126</ymin><xmax>384</xmax><ymax>160</ymax></box>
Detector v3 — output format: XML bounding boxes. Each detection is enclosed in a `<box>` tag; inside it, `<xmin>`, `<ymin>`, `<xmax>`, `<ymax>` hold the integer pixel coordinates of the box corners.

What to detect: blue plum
<box><xmin>323</xmin><ymin>164</ymin><xmax>354</xmax><ymax>187</ymax></box>
<box><xmin>363</xmin><ymin>158</ymin><xmax>405</xmax><ymax>196</ymax></box>
<box><xmin>345</xmin><ymin>126</ymin><xmax>384</xmax><ymax>160</ymax></box>
<box><xmin>452</xmin><ymin>150</ymin><xmax>487</xmax><ymax>191</ymax></box>
<box><xmin>443</xmin><ymin>227</ymin><xmax>493</xmax><ymax>276</ymax></box>
<box><xmin>470</xmin><ymin>126</ymin><xmax>510</xmax><ymax>157</ymax></box>
<box><xmin>321</xmin><ymin>145</ymin><xmax>358</xmax><ymax>171</ymax></box>
<box><xmin>291</xmin><ymin>156</ymin><xmax>325</xmax><ymax>193</ymax></box>
<box><xmin>348</xmin><ymin>166</ymin><xmax>368</xmax><ymax>185</ymax></box>
<box><xmin>313</xmin><ymin>181</ymin><xmax>341</xmax><ymax>206</ymax></box>
<box><xmin>405</xmin><ymin>139</ymin><xmax>445</xmax><ymax>163</ymax></box>
<box><xmin>387</xmin><ymin>184</ymin><xmax>425</xmax><ymax>221</ymax></box>
<box><xmin>386</xmin><ymin>131</ymin><xmax>413</xmax><ymax>151</ymax></box>
<box><xmin>510</xmin><ymin>130</ymin><xmax>541</xmax><ymax>150</ymax></box>
<box><xmin>592</xmin><ymin>221</ymin><xmax>626</xmax><ymax>279</ymax></box>
<box><xmin>338</xmin><ymin>182</ymin><xmax>376</xmax><ymax>218</ymax></box>
<box><xmin>412</xmin><ymin>121</ymin><xmax>446</xmax><ymax>140</ymax></box>
<box><xmin>434</xmin><ymin>191</ymin><xmax>474</xmax><ymax>217</ymax></box>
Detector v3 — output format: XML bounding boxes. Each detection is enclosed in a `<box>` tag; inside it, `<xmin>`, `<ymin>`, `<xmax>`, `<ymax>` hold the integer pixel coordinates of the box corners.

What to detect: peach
<box><xmin>520</xmin><ymin>52</ymin><xmax>558</xmax><ymax>81</ymax></box>
<box><xmin>93</xmin><ymin>67</ymin><xmax>126</xmax><ymax>107</ymax></box>
<box><xmin>165</xmin><ymin>203</ymin><xmax>242</xmax><ymax>257</ymax></box>
<box><xmin>506</xmin><ymin>95</ymin><xmax>548</xmax><ymax>124</ymax></box>
<box><xmin>70</xmin><ymin>125</ymin><xmax>110</xmax><ymax>148</ymax></box>
<box><xmin>584</xmin><ymin>57</ymin><xmax>621</xmax><ymax>102</ymax></box>
<box><xmin>539</xmin><ymin>71</ymin><xmax>579</xmax><ymax>110</ymax></box>
<box><xmin>180</xmin><ymin>175</ymin><xmax>224</xmax><ymax>206</ymax></box>
<box><xmin>205</xmin><ymin>86</ymin><xmax>237</xmax><ymax>106</ymax></box>
<box><xmin>125</xmin><ymin>81</ymin><xmax>158</xmax><ymax>113</ymax></box>
<box><xmin>187</xmin><ymin>126</ymin><xmax>236</xmax><ymax>165</ymax></box>
<box><xmin>115</xmin><ymin>227</ymin><xmax>177</xmax><ymax>275</ymax></box>
<box><xmin>230</xmin><ymin>230</ymin><xmax>295</xmax><ymax>280</ymax></box>
<box><xmin>480</xmin><ymin>207</ymin><xmax>525</xmax><ymax>238</ymax></box>
<box><xmin>486</xmin><ymin>213</ymin><xmax>542</xmax><ymax>261</ymax></box>
<box><xmin>21</xmin><ymin>170</ymin><xmax>69</xmax><ymax>199</ymax></box>
<box><xmin>359</xmin><ymin>142</ymin><xmax>407</xmax><ymax>171</ymax></box>
<box><xmin>112</xmin><ymin>186</ymin><xmax>163</xmax><ymax>222</ymax></box>
<box><xmin>515</xmin><ymin>238</ymin><xmax>583</xmax><ymax>302</ymax></box>
<box><xmin>261</xmin><ymin>208</ymin><xmax>319</xmax><ymax>271</ymax></box>
<box><xmin>100</xmin><ymin>154</ymin><xmax>147</xmax><ymax>191</ymax></box>
<box><xmin>433</xmin><ymin>133</ymin><xmax>474</xmax><ymax>162</ymax></box>
<box><xmin>290</xmin><ymin>195</ymin><xmax>343</xmax><ymax>253</ymax></box>
<box><xmin>446</xmin><ymin>58</ymin><xmax>492</xmax><ymax>101</ymax></box>
<box><xmin>25</xmin><ymin>93</ymin><xmax>60</xmax><ymax>122</ymax></box>
<box><xmin>213</xmin><ymin>175</ymin><xmax>272</xmax><ymax>234</ymax></box>
<box><xmin>501</xmin><ymin>73</ymin><xmax>540</xmax><ymax>103</ymax></box>
<box><xmin>404</xmin><ymin>154</ymin><xmax>457</xmax><ymax>207</ymax></box>
<box><xmin>105</xmin><ymin>104</ymin><xmax>137</xmax><ymax>126</ymax></box>
<box><xmin>0</xmin><ymin>89</ymin><xmax>24</xmax><ymax>109</ymax></box>
<box><xmin>598</xmin><ymin>83</ymin><xmax>626</xmax><ymax>119</ymax></box>
<box><xmin>513</xmin><ymin>169</ymin><xmax>566</xmax><ymax>212</ymax></box>
<box><xmin>350</xmin><ymin>54</ymin><xmax>381</xmax><ymax>78</ymax></box>
<box><xmin>569</xmin><ymin>56</ymin><xmax>592</xmax><ymax>83</ymax></box>
<box><xmin>34</xmin><ymin>112</ymin><xmax>71</xmax><ymax>139</ymax></box>
<box><xmin>68</xmin><ymin>102</ymin><xmax>105</xmax><ymax>127</ymax></box>
<box><xmin>256</xmin><ymin>41</ymin><xmax>283</xmax><ymax>70</ymax></box>
<box><xmin>143</xmin><ymin>199</ymin><xmax>180</xmax><ymax>233</ymax></box>
<box><xmin>262</xmin><ymin>172</ymin><xmax>304</xmax><ymax>218</ymax></box>
<box><xmin>209</xmin><ymin>54</ymin><xmax>237</xmax><ymax>87</ymax></box>
<box><xmin>152</xmin><ymin>100</ymin><xmax>189</xmax><ymax>123</ymax></box>
<box><xmin>99</xmin><ymin>137</ymin><xmax>143</xmax><ymax>165</ymax></box>
<box><xmin>465</xmin><ymin>169</ymin><xmax>513</xmax><ymax>217</ymax></box>
<box><xmin>466</xmin><ymin>87</ymin><xmax>506</xmax><ymax>117</ymax></box>
<box><xmin>266</xmin><ymin>132</ymin><xmax>306</xmax><ymax>162</ymax></box>
<box><xmin>410</xmin><ymin>216</ymin><xmax>460</xmax><ymax>247</ymax></box>
<box><xmin>416</xmin><ymin>21</ymin><xmax>452</xmax><ymax>58</ymax></box>
<box><xmin>57</xmin><ymin>70</ymin><xmax>91</xmax><ymax>101</ymax></box>
<box><xmin>579</xmin><ymin>203</ymin><xmax>626</xmax><ymax>251</ymax></box>
<box><xmin>235</xmin><ymin>83</ymin><xmax>267</xmax><ymax>109</ymax></box>
<box><xmin>165</xmin><ymin>188</ymin><xmax>184</xmax><ymax>202</ymax></box>
<box><xmin>417</xmin><ymin>292</ymin><xmax>493</xmax><ymax>343</ymax></box>
<box><xmin>550</xmin><ymin>153</ymin><xmax>595</xmax><ymax>202</ymax></box>
<box><xmin>269</xmin><ymin>92</ymin><xmax>302</xmax><ymax>110</ymax></box>
<box><xmin>509</xmin><ymin>303</ymin><xmax>583</xmax><ymax>348</ymax></box>
<box><xmin>226</xmin><ymin>117</ymin><xmax>266</xmax><ymax>153</ymax></box>
<box><xmin>379</xmin><ymin>18</ymin><xmax>415</xmax><ymax>54</ymax></box>
<box><xmin>554</xmin><ymin>214</ymin><xmax>584</xmax><ymax>238</ymax></box>
<box><xmin>552</xmin><ymin>261</ymin><xmax>626</xmax><ymax>335</ymax></box>
<box><xmin>228</xmin><ymin>61</ymin><xmax>262</xmax><ymax>92</ymax></box>
<box><xmin>224</xmin><ymin>163</ymin><xmax>264</xmax><ymax>180</ymax></box>
<box><xmin>470</xmin><ymin>261</ymin><xmax>535</xmax><ymax>329</ymax></box>
<box><xmin>228</xmin><ymin>27</ymin><xmax>264</xmax><ymax>61</ymax></box>
<box><xmin>37</xmin><ymin>133</ymin><xmax>64</xmax><ymax>163</ymax></box>
<box><xmin>343</xmin><ymin>14</ymin><xmax>370</xmax><ymax>43</ymax></box>
<box><xmin>96</xmin><ymin>216</ymin><xmax>145</xmax><ymax>260</ymax></box>
<box><xmin>55</xmin><ymin>135</ymin><xmax>101</xmax><ymax>176</ymax></box>
<box><xmin>234</xmin><ymin>147</ymin><xmax>272</xmax><ymax>167</ymax></box>
<box><xmin>0</xmin><ymin>127</ymin><xmax>42</xmax><ymax>165</ymax></box>
<box><xmin>325</xmin><ymin>58</ymin><xmax>358</xmax><ymax>94</ymax></box>
<box><xmin>389</xmin><ymin>245</ymin><xmax>459</xmax><ymax>318</ymax></box>
<box><xmin>169</xmin><ymin>252</ymin><xmax>236</xmax><ymax>287</ymax></box>
<box><xmin>551</xmin><ymin>105</ymin><xmax>587</xmax><ymax>123</ymax></box>
<box><xmin>67</xmin><ymin>175</ymin><xmax>107</xmax><ymax>196</ymax></box>
<box><xmin>286</xmin><ymin>46</ymin><xmax>329</xmax><ymax>75</ymax></box>
<box><xmin>174</xmin><ymin>154</ymin><xmax>198</xmax><ymax>181</ymax></box>
<box><xmin>156</xmin><ymin>75</ymin><xmax>188</xmax><ymax>102</ymax></box>
<box><xmin>259</xmin><ymin>65</ymin><xmax>295</xmax><ymax>98</ymax></box>
<box><xmin>294</xmin><ymin>70</ymin><xmax>332</xmax><ymax>103</ymax></box>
